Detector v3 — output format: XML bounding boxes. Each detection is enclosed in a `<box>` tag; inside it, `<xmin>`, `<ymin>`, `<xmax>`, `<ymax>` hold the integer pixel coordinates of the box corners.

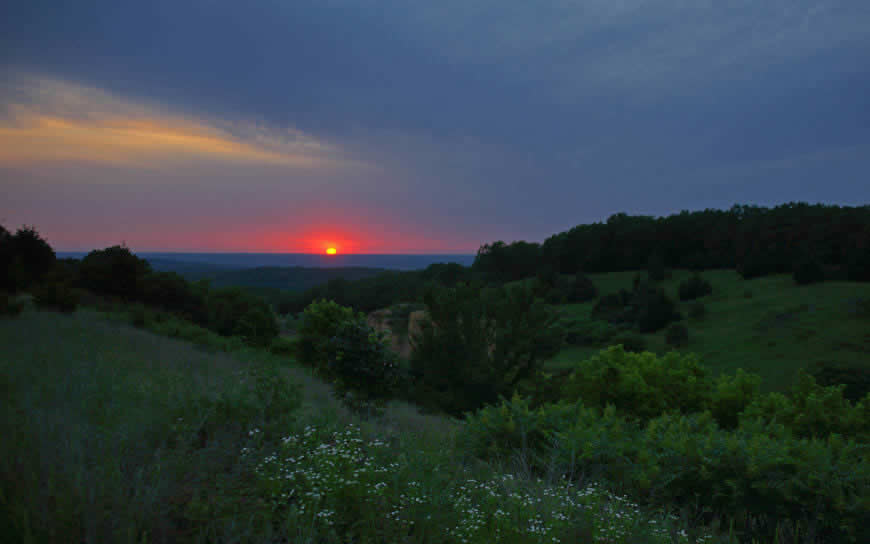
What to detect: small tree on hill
<box><xmin>327</xmin><ymin>318</ymin><xmax>402</xmax><ymax>415</ymax></box>
<box><xmin>410</xmin><ymin>283</ymin><xmax>561</xmax><ymax>416</ymax></box>
<box><xmin>78</xmin><ymin>245</ymin><xmax>151</xmax><ymax>300</ymax></box>
<box><xmin>2</xmin><ymin>226</ymin><xmax>56</xmax><ymax>291</ymax></box>
<box><xmin>793</xmin><ymin>255</ymin><xmax>825</xmax><ymax>285</ymax></box>
<box><xmin>678</xmin><ymin>274</ymin><xmax>713</xmax><ymax>301</ymax></box>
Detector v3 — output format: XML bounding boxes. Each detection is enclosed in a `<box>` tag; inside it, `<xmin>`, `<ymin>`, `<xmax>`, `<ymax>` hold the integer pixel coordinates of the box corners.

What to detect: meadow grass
<box><xmin>549</xmin><ymin>269</ymin><xmax>870</xmax><ymax>392</ymax></box>
<box><xmin>0</xmin><ymin>308</ymin><xmax>744</xmax><ymax>543</ymax></box>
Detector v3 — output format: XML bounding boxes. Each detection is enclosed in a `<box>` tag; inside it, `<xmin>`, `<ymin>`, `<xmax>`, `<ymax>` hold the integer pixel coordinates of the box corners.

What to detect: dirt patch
<box><xmin>367</xmin><ymin>308</ymin><xmax>427</xmax><ymax>360</ymax></box>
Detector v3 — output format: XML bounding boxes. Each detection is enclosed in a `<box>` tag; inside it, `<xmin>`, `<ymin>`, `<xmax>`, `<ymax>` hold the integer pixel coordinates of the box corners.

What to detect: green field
<box><xmin>545</xmin><ymin>269</ymin><xmax>870</xmax><ymax>392</ymax></box>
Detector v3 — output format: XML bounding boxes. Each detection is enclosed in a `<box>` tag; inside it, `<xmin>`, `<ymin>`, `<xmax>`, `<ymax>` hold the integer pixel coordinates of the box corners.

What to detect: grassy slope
<box><xmin>547</xmin><ymin>269</ymin><xmax>870</xmax><ymax>392</ymax></box>
<box><xmin>1</xmin><ymin>309</ymin><xmax>708</xmax><ymax>543</ymax></box>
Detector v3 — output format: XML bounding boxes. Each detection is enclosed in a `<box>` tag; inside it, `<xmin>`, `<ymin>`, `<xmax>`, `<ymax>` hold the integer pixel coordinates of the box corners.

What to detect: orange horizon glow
<box><xmin>325</xmin><ymin>247</ymin><xmax>337</xmax><ymax>255</ymax></box>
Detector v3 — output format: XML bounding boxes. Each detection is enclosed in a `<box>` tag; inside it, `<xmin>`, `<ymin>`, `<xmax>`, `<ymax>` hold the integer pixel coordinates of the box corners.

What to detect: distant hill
<box><xmin>147</xmin><ymin>259</ymin><xmax>387</xmax><ymax>291</ymax></box>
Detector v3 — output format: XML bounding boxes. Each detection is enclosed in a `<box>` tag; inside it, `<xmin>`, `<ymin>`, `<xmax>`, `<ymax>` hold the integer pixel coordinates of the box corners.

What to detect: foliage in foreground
<box><xmin>254</xmin><ymin>422</ymin><xmax>707</xmax><ymax>544</ymax></box>
<box><xmin>2</xmin><ymin>310</ymin><xmax>725</xmax><ymax>544</ymax></box>
<box><xmin>462</xmin><ymin>394</ymin><xmax>870</xmax><ymax>544</ymax></box>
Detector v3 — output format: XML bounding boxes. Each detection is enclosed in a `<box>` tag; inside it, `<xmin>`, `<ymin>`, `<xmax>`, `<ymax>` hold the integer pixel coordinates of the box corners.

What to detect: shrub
<box><xmin>141</xmin><ymin>271</ymin><xmax>207</xmax><ymax>321</ymax></box>
<box><xmin>743</xmin><ymin>289</ymin><xmax>753</xmax><ymax>299</ymax></box>
<box><xmin>0</xmin><ymin>292</ymin><xmax>24</xmax><ymax>317</ymax></box>
<box><xmin>297</xmin><ymin>299</ymin><xmax>360</xmax><ymax>368</ymax></box>
<box><xmin>3</xmin><ymin>226</ymin><xmax>56</xmax><ymax>291</ymax></box>
<box><xmin>560</xmin><ymin>317</ymin><xmax>619</xmax><ymax>346</ymax></box>
<box><xmin>592</xmin><ymin>282</ymin><xmax>681</xmax><ymax>333</ymax></box>
<box><xmin>269</xmin><ymin>336</ymin><xmax>298</xmax><ymax>357</ymax></box>
<box><xmin>560</xmin><ymin>345</ymin><xmax>710</xmax><ymax>422</ymax></box>
<box><xmin>326</xmin><ymin>317</ymin><xmax>402</xmax><ymax>414</ymax></box>
<box><xmin>633</xmin><ymin>286</ymin><xmax>682</xmax><ymax>333</ymax></box>
<box><xmin>460</xmin><ymin>394</ymin><xmax>587</xmax><ymax>462</ymax></box>
<box><xmin>677</xmin><ymin>274</ymin><xmax>713</xmax><ymax>301</ymax></box>
<box><xmin>688</xmin><ymin>301</ymin><xmax>706</xmax><ymax>319</ymax></box>
<box><xmin>609</xmin><ymin>330</ymin><xmax>646</xmax><ymax>353</ymax></box>
<box><xmin>708</xmin><ymin>368</ymin><xmax>762</xmax><ymax>429</ymax></box>
<box><xmin>792</xmin><ymin>255</ymin><xmax>825</xmax><ymax>285</ymax></box>
<box><xmin>410</xmin><ymin>283</ymin><xmax>561</xmax><ymax>417</ymax></box>
<box><xmin>806</xmin><ymin>360</ymin><xmax>870</xmax><ymax>404</ymax></box>
<box><xmin>740</xmin><ymin>370</ymin><xmax>870</xmax><ymax>442</ymax></box>
<box><xmin>664</xmin><ymin>323</ymin><xmax>689</xmax><ymax>347</ymax></box>
<box><xmin>569</xmin><ymin>272</ymin><xmax>598</xmax><ymax>302</ymax></box>
<box><xmin>32</xmin><ymin>283</ymin><xmax>80</xmax><ymax>313</ymax></box>
<box><xmin>467</xmin><ymin>399</ymin><xmax>870</xmax><ymax>544</ymax></box>
<box><xmin>737</xmin><ymin>251</ymin><xmax>777</xmax><ymax>279</ymax></box>
<box><xmin>206</xmin><ymin>288</ymin><xmax>279</xmax><ymax>347</ymax></box>
<box><xmin>78</xmin><ymin>245</ymin><xmax>151</xmax><ymax>300</ymax></box>
<box><xmin>590</xmin><ymin>289</ymin><xmax>633</xmax><ymax>324</ymax></box>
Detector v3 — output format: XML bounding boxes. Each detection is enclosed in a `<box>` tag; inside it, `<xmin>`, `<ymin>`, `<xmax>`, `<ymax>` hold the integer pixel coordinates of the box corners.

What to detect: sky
<box><xmin>1</xmin><ymin>1</ymin><xmax>869</xmax><ymax>253</ymax></box>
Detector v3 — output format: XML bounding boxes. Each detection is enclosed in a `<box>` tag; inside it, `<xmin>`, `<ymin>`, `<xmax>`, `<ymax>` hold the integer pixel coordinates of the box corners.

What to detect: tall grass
<box><xmin>1</xmin><ymin>308</ymin><xmax>751</xmax><ymax>543</ymax></box>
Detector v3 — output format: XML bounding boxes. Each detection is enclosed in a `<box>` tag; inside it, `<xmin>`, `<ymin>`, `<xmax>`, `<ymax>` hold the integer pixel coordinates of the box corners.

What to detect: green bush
<box><xmin>807</xmin><ymin>360</ymin><xmax>870</xmax><ymax>403</ymax></box>
<box><xmin>688</xmin><ymin>301</ymin><xmax>706</xmax><ymax>320</ymax></box>
<box><xmin>743</xmin><ymin>289</ymin><xmax>753</xmax><ymax>299</ymax></box>
<box><xmin>664</xmin><ymin>323</ymin><xmax>689</xmax><ymax>347</ymax></box>
<box><xmin>561</xmin><ymin>345</ymin><xmax>710</xmax><ymax>422</ymax></box>
<box><xmin>793</xmin><ymin>255</ymin><xmax>826</xmax><ymax>285</ymax></box>
<box><xmin>560</xmin><ymin>317</ymin><xmax>619</xmax><ymax>346</ymax></box>
<box><xmin>708</xmin><ymin>368</ymin><xmax>762</xmax><ymax>429</ymax></box>
<box><xmin>569</xmin><ymin>272</ymin><xmax>598</xmax><ymax>302</ymax></box>
<box><xmin>677</xmin><ymin>274</ymin><xmax>713</xmax><ymax>301</ymax></box>
<box><xmin>609</xmin><ymin>331</ymin><xmax>646</xmax><ymax>353</ymax></box>
<box><xmin>634</xmin><ymin>286</ymin><xmax>682</xmax><ymax>333</ymax></box>
<box><xmin>410</xmin><ymin>284</ymin><xmax>561</xmax><ymax>417</ymax></box>
<box><xmin>326</xmin><ymin>318</ymin><xmax>403</xmax><ymax>414</ymax></box>
<box><xmin>297</xmin><ymin>299</ymin><xmax>360</xmax><ymax>368</ymax></box>
<box><xmin>590</xmin><ymin>289</ymin><xmax>633</xmax><ymax>324</ymax></box>
<box><xmin>141</xmin><ymin>271</ymin><xmax>207</xmax><ymax>322</ymax></box>
<box><xmin>78</xmin><ymin>245</ymin><xmax>151</xmax><ymax>300</ymax></box>
<box><xmin>592</xmin><ymin>283</ymin><xmax>681</xmax><ymax>333</ymax></box>
<box><xmin>32</xmin><ymin>283</ymin><xmax>80</xmax><ymax>313</ymax></box>
<box><xmin>460</xmin><ymin>394</ymin><xmax>587</xmax><ymax>462</ymax></box>
<box><xmin>2</xmin><ymin>226</ymin><xmax>56</xmax><ymax>292</ymax></box>
<box><xmin>0</xmin><ymin>292</ymin><xmax>24</xmax><ymax>317</ymax></box>
<box><xmin>269</xmin><ymin>336</ymin><xmax>298</xmax><ymax>357</ymax></box>
<box><xmin>740</xmin><ymin>370</ymin><xmax>870</xmax><ymax>442</ymax></box>
<box><xmin>466</xmin><ymin>397</ymin><xmax>870</xmax><ymax>543</ymax></box>
<box><xmin>206</xmin><ymin>287</ymin><xmax>279</xmax><ymax>347</ymax></box>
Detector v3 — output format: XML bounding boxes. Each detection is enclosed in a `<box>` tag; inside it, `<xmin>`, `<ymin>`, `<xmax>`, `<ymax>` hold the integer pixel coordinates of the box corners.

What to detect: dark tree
<box><xmin>2</xmin><ymin>226</ymin><xmax>56</xmax><ymax>291</ymax></box>
<box><xmin>78</xmin><ymin>245</ymin><xmax>151</xmax><ymax>300</ymax></box>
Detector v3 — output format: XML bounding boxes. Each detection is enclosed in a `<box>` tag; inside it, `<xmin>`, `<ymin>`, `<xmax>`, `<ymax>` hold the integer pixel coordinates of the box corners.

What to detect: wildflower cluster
<box><xmin>253</xmin><ymin>423</ymin><xmax>712</xmax><ymax>543</ymax></box>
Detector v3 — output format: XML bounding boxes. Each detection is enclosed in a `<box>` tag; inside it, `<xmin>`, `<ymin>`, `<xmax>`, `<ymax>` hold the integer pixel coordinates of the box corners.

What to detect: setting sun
<box><xmin>325</xmin><ymin>247</ymin><xmax>337</xmax><ymax>255</ymax></box>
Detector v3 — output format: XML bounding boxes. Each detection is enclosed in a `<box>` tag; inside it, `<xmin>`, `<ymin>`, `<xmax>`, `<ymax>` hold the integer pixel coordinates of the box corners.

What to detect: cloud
<box><xmin>0</xmin><ymin>74</ymin><xmax>360</xmax><ymax>169</ymax></box>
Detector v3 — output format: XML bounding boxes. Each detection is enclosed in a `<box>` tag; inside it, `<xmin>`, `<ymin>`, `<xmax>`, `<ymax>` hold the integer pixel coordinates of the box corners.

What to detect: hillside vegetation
<box><xmin>3</xmin><ymin>201</ymin><xmax>870</xmax><ymax>543</ymax></box>
<box><xmin>2</xmin><ymin>309</ymin><xmax>717</xmax><ymax>544</ymax></box>
<box><xmin>547</xmin><ymin>269</ymin><xmax>870</xmax><ymax>393</ymax></box>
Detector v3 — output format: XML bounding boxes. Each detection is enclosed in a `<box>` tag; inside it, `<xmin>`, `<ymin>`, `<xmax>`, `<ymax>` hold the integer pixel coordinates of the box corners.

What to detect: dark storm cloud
<box><xmin>1</xmin><ymin>0</ymin><xmax>868</xmax><ymax>250</ymax></box>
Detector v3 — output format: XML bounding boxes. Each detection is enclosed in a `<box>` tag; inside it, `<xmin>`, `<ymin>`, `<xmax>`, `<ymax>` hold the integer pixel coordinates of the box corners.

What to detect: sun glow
<box><xmin>326</xmin><ymin>247</ymin><xmax>337</xmax><ymax>255</ymax></box>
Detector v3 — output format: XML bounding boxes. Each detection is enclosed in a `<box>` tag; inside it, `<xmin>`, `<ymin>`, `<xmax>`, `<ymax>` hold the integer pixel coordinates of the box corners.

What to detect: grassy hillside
<box><xmin>1</xmin><ymin>308</ymin><xmax>716</xmax><ymax>543</ymax></box>
<box><xmin>546</xmin><ymin>269</ymin><xmax>870</xmax><ymax>393</ymax></box>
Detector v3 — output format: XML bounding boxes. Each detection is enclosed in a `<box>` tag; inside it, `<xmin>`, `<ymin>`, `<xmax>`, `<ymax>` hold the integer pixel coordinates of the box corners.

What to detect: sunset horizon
<box><xmin>2</xmin><ymin>1</ymin><xmax>869</xmax><ymax>253</ymax></box>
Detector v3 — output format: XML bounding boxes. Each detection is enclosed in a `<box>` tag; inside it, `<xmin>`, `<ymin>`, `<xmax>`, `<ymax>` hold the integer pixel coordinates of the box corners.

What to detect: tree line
<box><xmin>1</xmin><ymin>225</ymin><xmax>279</xmax><ymax>346</ymax></box>
<box><xmin>476</xmin><ymin>202</ymin><xmax>870</xmax><ymax>283</ymax></box>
